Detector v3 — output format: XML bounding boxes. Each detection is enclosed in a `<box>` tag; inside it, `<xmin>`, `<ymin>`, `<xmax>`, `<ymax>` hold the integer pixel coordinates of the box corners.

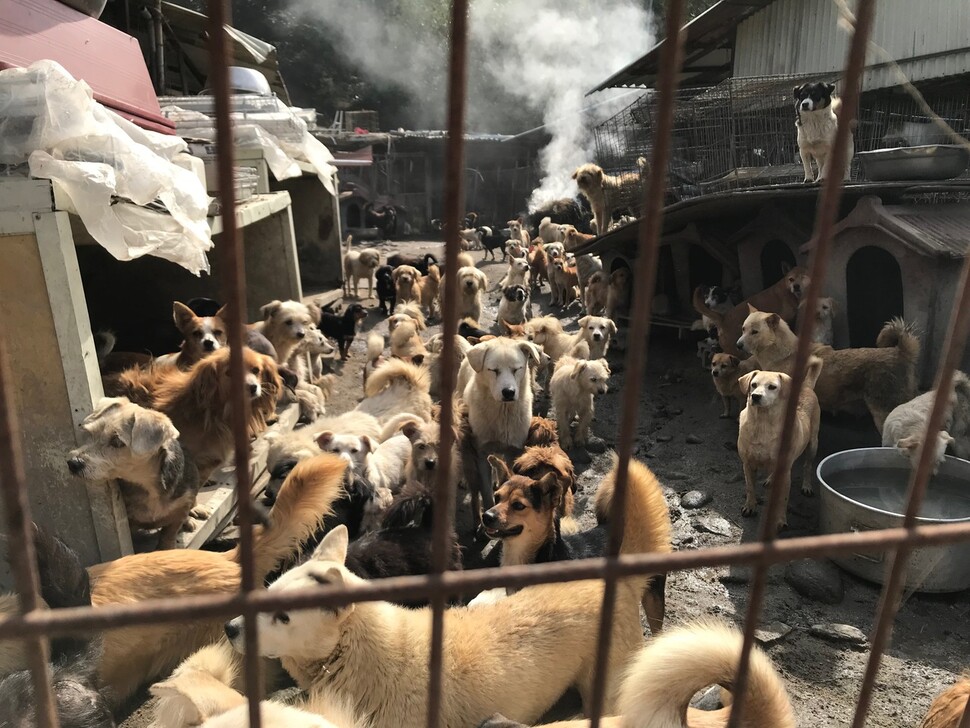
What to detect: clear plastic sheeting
<box><xmin>0</xmin><ymin>60</ymin><xmax>213</xmax><ymax>275</ymax></box>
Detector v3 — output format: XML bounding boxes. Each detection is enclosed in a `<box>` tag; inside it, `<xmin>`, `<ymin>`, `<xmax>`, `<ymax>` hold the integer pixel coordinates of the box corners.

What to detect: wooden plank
<box><xmin>0</xmin><ymin>179</ymin><xmax>55</xmax><ymax>214</ymax></box>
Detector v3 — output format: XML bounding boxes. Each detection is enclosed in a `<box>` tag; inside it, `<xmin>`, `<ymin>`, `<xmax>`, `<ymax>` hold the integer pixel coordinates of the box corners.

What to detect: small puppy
<box><xmin>67</xmin><ymin>397</ymin><xmax>203</xmax><ymax>549</ymax></box>
<box><xmin>499</xmin><ymin>256</ymin><xmax>531</xmax><ymax>289</ymax></box>
<box><xmin>392</xmin><ymin>265</ymin><xmax>423</xmax><ymax>306</ymax></box>
<box><xmin>320</xmin><ymin>303</ymin><xmax>368</xmax><ymax>360</ymax></box>
<box><xmin>737</xmin><ymin>357</ymin><xmax>823</xmax><ymax>531</ymax></box>
<box><xmin>254</xmin><ymin>300</ymin><xmax>317</xmax><ymax>365</ymax></box>
<box><xmin>794</xmin><ymin>81</ymin><xmax>854</xmax><ymax>183</ymax></box>
<box><xmin>342</xmin><ymin>235</ymin><xmax>381</xmax><ymax>298</ymax></box>
<box><xmin>457</xmin><ymin>265</ymin><xmax>489</xmax><ymax>322</ymax></box>
<box><xmin>584</xmin><ymin>271</ymin><xmax>609</xmax><ymax>315</ymax></box>
<box><xmin>155</xmin><ymin>301</ymin><xmax>228</xmax><ymax>370</ymax></box>
<box><xmin>570</xmin><ymin>315</ymin><xmax>616</xmax><ymax>359</ymax></box>
<box><xmin>798</xmin><ymin>296</ymin><xmax>837</xmax><ymax>345</ymax></box>
<box><xmin>375</xmin><ymin>265</ymin><xmax>396</xmax><ymax>316</ymax></box>
<box><xmin>605</xmin><ymin>267</ymin><xmax>632</xmax><ymax>321</ymax></box>
<box><xmin>882</xmin><ymin>386</ymin><xmax>958</xmax><ymax>473</ymax></box>
<box><xmin>572</xmin><ymin>158</ymin><xmax>646</xmax><ymax>236</ymax></box>
<box><xmin>710</xmin><ymin>353</ymin><xmax>742</xmax><ymax>418</ymax></box>
<box><xmin>549</xmin><ymin>356</ymin><xmax>610</xmax><ymax>449</ymax></box>
<box><xmin>528</xmin><ymin>243</ymin><xmax>548</xmax><ymax>289</ymax></box>
<box><xmin>498</xmin><ymin>285</ymin><xmax>530</xmax><ymax>326</ymax></box>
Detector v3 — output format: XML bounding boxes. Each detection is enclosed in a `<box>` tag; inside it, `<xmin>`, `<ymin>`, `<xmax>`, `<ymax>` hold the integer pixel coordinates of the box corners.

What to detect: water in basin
<box><xmin>824</xmin><ymin>467</ymin><xmax>970</xmax><ymax>521</ymax></box>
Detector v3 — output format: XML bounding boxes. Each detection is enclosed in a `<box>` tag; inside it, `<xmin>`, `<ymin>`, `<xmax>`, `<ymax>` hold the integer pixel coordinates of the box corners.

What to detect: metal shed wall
<box><xmin>733</xmin><ymin>0</ymin><xmax>970</xmax><ymax>90</ymax></box>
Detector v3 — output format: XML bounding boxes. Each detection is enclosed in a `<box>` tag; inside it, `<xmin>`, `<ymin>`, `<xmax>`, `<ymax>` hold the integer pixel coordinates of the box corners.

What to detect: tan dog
<box><xmin>920</xmin><ymin>677</ymin><xmax>970</xmax><ymax>728</ymax></box>
<box><xmin>797</xmin><ymin>295</ymin><xmax>837</xmax><ymax>345</ymax></box>
<box><xmin>528</xmin><ymin>243</ymin><xmax>548</xmax><ymax>289</ymax></box>
<box><xmin>605</xmin><ymin>268</ymin><xmax>631</xmax><ymax>322</ymax></box>
<box><xmin>562</xmin><ymin>226</ymin><xmax>596</xmax><ymax>253</ymax></box>
<box><xmin>225</xmin><ymin>525</ymin><xmax>647</xmax><ymax>728</ymax></box>
<box><xmin>571</xmin><ymin>315</ymin><xmax>617</xmax><ymax>359</ymax></box>
<box><xmin>457</xmin><ymin>265</ymin><xmax>489</xmax><ymax>321</ymax></box>
<box><xmin>524</xmin><ymin>316</ymin><xmax>579</xmax><ymax>362</ymax></box>
<box><xmin>737</xmin><ymin>309</ymin><xmax>919</xmax><ymax>431</ymax></box>
<box><xmin>537</xmin><ymin>216</ymin><xmax>564</xmax><ymax>244</ymax></box>
<box><xmin>67</xmin><ymin>397</ymin><xmax>205</xmax><ymax>549</ymax></box>
<box><xmin>342</xmin><ymin>235</ymin><xmax>381</xmax><ymax>298</ymax></box>
<box><xmin>401</xmin><ymin>418</ymin><xmax>461</xmax><ymax>495</ymax></box>
<box><xmin>456</xmin><ymin>251</ymin><xmax>476</xmax><ymax>269</ymax></box>
<box><xmin>692</xmin><ymin>264</ymin><xmax>809</xmax><ymax>357</ymax></box>
<box><xmin>584</xmin><ymin>271</ymin><xmax>609</xmax><ymax>315</ymax></box>
<box><xmin>355</xmin><ymin>359</ymin><xmax>432</xmax><ymax>425</ymax></box>
<box><xmin>507</xmin><ymin>219</ymin><xmax>530</xmax><ymax>246</ymax></box>
<box><xmin>550</xmin><ymin>356</ymin><xmax>610</xmax><ymax>449</ymax></box>
<box><xmin>737</xmin><ymin>357</ymin><xmax>823</xmax><ymax>531</ymax></box>
<box><xmin>420</xmin><ymin>264</ymin><xmax>441</xmax><ymax>319</ymax></box>
<box><xmin>572</xmin><ymin>158</ymin><xmax>647</xmax><ymax>236</ymax></box>
<box><xmin>511</xmin><ymin>444</ymin><xmax>576</xmax><ymax>522</ymax></box>
<box><xmin>499</xmin><ymin>256</ymin><xmax>531</xmax><ymax>289</ymax></box>
<box><xmin>253</xmin><ymin>300</ymin><xmax>318</xmax><ymax>365</ymax></box>
<box><xmin>552</xmin><ymin>257</ymin><xmax>580</xmax><ymax>306</ymax></box>
<box><xmin>710</xmin><ymin>353</ymin><xmax>742</xmax><ymax>419</ymax></box>
<box><xmin>155</xmin><ymin>301</ymin><xmax>228</xmax><ymax>370</ymax></box>
<box><xmin>392</xmin><ymin>265</ymin><xmax>423</xmax><ymax>306</ymax></box>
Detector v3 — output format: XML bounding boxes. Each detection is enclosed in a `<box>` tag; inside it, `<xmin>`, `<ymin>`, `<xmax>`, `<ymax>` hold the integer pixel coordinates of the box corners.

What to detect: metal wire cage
<box><xmin>2</xmin><ymin>2</ymin><xmax>970</xmax><ymax>728</ymax></box>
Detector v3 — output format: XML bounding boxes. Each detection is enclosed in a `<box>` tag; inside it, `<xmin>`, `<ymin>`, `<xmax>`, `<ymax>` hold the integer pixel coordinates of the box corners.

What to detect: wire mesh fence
<box><xmin>2</xmin><ymin>0</ymin><xmax>970</xmax><ymax>727</ymax></box>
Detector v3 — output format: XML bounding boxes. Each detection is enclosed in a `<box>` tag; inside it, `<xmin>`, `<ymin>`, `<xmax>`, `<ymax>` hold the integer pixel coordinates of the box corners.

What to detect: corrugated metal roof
<box><xmin>887</xmin><ymin>205</ymin><xmax>970</xmax><ymax>258</ymax></box>
<box><xmin>587</xmin><ymin>0</ymin><xmax>779</xmax><ymax>94</ymax></box>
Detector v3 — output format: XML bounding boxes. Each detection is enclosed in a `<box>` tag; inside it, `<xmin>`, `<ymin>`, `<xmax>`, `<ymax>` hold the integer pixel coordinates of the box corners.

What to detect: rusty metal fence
<box><xmin>2</xmin><ymin>0</ymin><xmax>970</xmax><ymax>726</ymax></box>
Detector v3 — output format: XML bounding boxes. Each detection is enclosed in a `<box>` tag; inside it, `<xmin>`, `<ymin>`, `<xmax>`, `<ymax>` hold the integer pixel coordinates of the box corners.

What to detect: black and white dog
<box><xmin>794</xmin><ymin>82</ymin><xmax>853</xmax><ymax>184</ymax></box>
<box><xmin>497</xmin><ymin>284</ymin><xmax>531</xmax><ymax>326</ymax></box>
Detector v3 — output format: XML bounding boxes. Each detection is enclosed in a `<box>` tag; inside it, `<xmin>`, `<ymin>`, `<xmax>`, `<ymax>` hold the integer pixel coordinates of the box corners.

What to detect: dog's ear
<box><xmin>488</xmin><ymin>454</ymin><xmax>512</xmax><ymax>489</ymax></box>
<box><xmin>536</xmin><ymin>471</ymin><xmax>563</xmax><ymax>506</ymax></box>
<box><xmin>570</xmin><ymin>360</ymin><xmax>589</xmax><ymax>379</ymax></box>
<box><xmin>766</xmin><ymin>313</ymin><xmax>781</xmax><ymax>329</ymax></box>
<box><xmin>360</xmin><ymin>436</ymin><xmax>376</xmax><ymax>455</ymax></box>
<box><xmin>316</xmin><ymin>431</ymin><xmax>334</xmax><ymax>449</ymax></box>
<box><xmin>83</xmin><ymin>397</ymin><xmax>127</xmax><ymax>425</ymax></box>
<box><xmin>466</xmin><ymin>343</ymin><xmax>487</xmax><ymax>373</ymax></box>
<box><xmin>779</xmin><ymin>373</ymin><xmax>792</xmax><ymax>400</ymax></box>
<box><xmin>728</xmin><ymin>355</ymin><xmax>740</xmax><ymax>367</ymax></box>
<box><xmin>792</xmin><ymin>84</ymin><xmax>803</xmax><ymax>99</ymax></box>
<box><xmin>578</xmin><ymin>316</ymin><xmax>590</xmax><ymax>329</ymax></box>
<box><xmin>306</xmin><ymin>302</ymin><xmax>322</xmax><ymax>325</ymax></box>
<box><xmin>747</xmin><ymin>303</ymin><xmax>760</xmax><ymax>314</ymax></box>
<box><xmin>597</xmin><ymin>359</ymin><xmax>611</xmax><ymax>376</ymax></box>
<box><xmin>738</xmin><ymin>371</ymin><xmax>758</xmax><ymax>395</ymax></box>
<box><xmin>278</xmin><ymin>366</ymin><xmax>299</xmax><ymax>392</ymax></box>
<box><xmin>401</xmin><ymin>420</ymin><xmax>423</xmax><ymax>442</ymax></box>
<box><xmin>129</xmin><ymin>409</ymin><xmax>178</xmax><ymax>456</ymax></box>
<box><xmin>826</xmin><ymin>83</ymin><xmax>836</xmax><ymax>94</ymax></box>
<box><xmin>310</xmin><ymin>524</ymin><xmax>349</xmax><ymax>564</ymax></box>
<box><xmin>214</xmin><ymin>304</ymin><xmax>229</xmax><ymax>321</ymax></box>
<box><xmin>159</xmin><ymin>441</ymin><xmax>185</xmax><ymax>492</ymax></box>
<box><xmin>896</xmin><ymin>435</ymin><xmax>921</xmax><ymax>453</ymax></box>
<box><xmin>517</xmin><ymin>341</ymin><xmax>541</xmax><ymax>367</ymax></box>
<box><xmin>172</xmin><ymin>301</ymin><xmax>196</xmax><ymax>332</ymax></box>
<box><xmin>260</xmin><ymin>300</ymin><xmax>283</xmax><ymax>320</ymax></box>
<box><xmin>779</xmin><ymin>261</ymin><xmax>792</xmax><ymax>275</ymax></box>
<box><xmin>606</xmin><ymin>318</ymin><xmax>617</xmax><ymax>336</ymax></box>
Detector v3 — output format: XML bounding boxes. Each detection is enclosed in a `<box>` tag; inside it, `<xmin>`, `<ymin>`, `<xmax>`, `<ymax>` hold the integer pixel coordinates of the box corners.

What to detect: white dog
<box><xmin>550</xmin><ymin>356</ymin><xmax>610</xmax><ymax>449</ymax></box>
<box><xmin>882</xmin><ymin>387</ymin><xmax>957</xmax><ymax>474</ymax></box>
<box><xmin>797</xmin><ymin>296</ymin><xmax>837</xmax><ymax>346</ymax></box>
<box><xmin>794</xmin><ymin>82</ymin><xmax>854</xmax><ymax>184</ymax></box>
<box><xmin>537</xmin><ymin>216</ymin><xmax>564</xmax><ymax>244</ymax></box>
<box><xmin>342</xmin><ymin>235</ymin><xmax>381</xmax><ymax>298</ymax></box>
<box><xmin>570</xmin><ymin>315</ymin><xmax>617</xmax><ymax>360</ymax></box>
<box><xmin>497</xmin><ymin>285</ymin><xmax>530</xmax><ymax>326</ymax></box>
<box><xmin>507</xmin><ymin>219</ymin><xmax>530</xmax><ymax>246</ymax></box>
<box><xmin>456</xmin><ymin>265</ymin><xmax>488</xmax><ymax>322</ymax></box>
<box><xmin>524</xmin><ymin>315</ymin><xmax>579</xmax><ymax>362</ymax></box>
<box><xmin>499</xmin><ymin>256</ymin><xmax>531</xmax><ymax>289</ymax></box>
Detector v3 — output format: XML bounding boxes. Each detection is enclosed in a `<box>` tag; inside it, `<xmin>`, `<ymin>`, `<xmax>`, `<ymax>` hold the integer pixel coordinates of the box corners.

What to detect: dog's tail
<box><xmin>232</xmin><ymin>454</ymin><xmax>347</xmax><ymax>580</ymax></box>
<box><xmin>381</xmin><ymin>489</ymin><xmax>434</xmax><ymax>530</ymax></box>
<box><xmin>920</xmin><ymin>676</ymin><xmax>970</xmax><ymax>728</ymax></box>
<box><xmin>425</xmin><ymin>264</ymin><xmax>441</xmax><ymax>286</ymax></box>
<box><xmin>343</xmin><ymin>234</ymin><xmax>354</xmax><ymax>258</ymax></box>
<box><xmin>366</xmin><ymin>333</ymin><xmax>384</xmax><ymax>365</ymax></box>
<box><xmin>803</xmin><ymin>354</ymin><xmax>825</xmax><ymax>390</ymax></box>
<box><xmin>616</xmin><ymin>621</ymin><xmax>795</xmax><ymax>728</ymax></box>
<box><xmin>378</xmin><ymin>411</ymin><xmax>425</xmax><ymax>442</ymax></box>
<box><xmin>363</xmin><ymin>359</ymin><xmax>429</xmax><ymax>399</ymax></box>
<box><xmin>692</xmin><ymin>286</ymin><xmax>726</xmax><ymax>329</ymax></box>
<box><xmin>876</xmin><ymin>317</ymin><xmax>920</xmax><ymax>362</ymax></box>
<box><xmin>594</xmin><ymin>455</ymin><xmax>672</xmax><ymax>560</ymax></box>
<box><xmin>636</xmin><ymin>156</ymin><xmax>649</xmax><ymax>173</ymax></box>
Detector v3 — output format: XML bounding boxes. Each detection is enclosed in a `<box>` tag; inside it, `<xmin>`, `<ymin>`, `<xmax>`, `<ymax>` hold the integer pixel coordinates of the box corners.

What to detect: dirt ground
<box><xmin>123</xmin><ymin>239</ymin><xmax>966</xmax><ymax>727</ymax></box>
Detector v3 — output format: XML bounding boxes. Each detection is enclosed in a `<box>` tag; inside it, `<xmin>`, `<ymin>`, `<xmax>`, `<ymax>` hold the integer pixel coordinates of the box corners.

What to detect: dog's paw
<box><xmin>478</xmin><ymin>715</ymin><xmax>527</xmax><ymax>728</ymax></box>
<box><xmin>801</xmin><ymin>484</ymin><xmax>815</xmax><ymax>497</ymax></box>
<box><xmin>719</xmin><ymin>413</ymin><xmax>732</xmax><ymax>419</ymax></box>
<box><xmin>741</xmin><ymin>503</ymin><xmax>757</xmax><ymax>517</ymax></box>
<box><xmin>190</xmin><ymin>505</ymin><xmax>212</xmax><ymax>520</ymax></box>
<box><xmin>801</xmin><ymin>176</ymin><xmax>814</xmax><ymax>184</ymax></box>
<box><xmin>774</xmin><ymin>518</ymin><xmax>789</xmax><ymax>532</ymax></box>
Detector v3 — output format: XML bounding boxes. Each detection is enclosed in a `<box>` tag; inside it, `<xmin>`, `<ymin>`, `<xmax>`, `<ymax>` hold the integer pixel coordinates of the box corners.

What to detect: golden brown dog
<box><xmin>420</xmin><ymin>264</ymin><xmax>442</xmax><ymax>319</ymax></box>
<box><xmin>457</xmin><ymin>265</ymin><xmax>489</xmax><ymax>321</ymax></box>
<box><xmin>920</xmin><ymin>677</ymin><xmax>970</xmax><ymax>728</ymax></box>
<box><xmin>710</xmin><ymin>353</ymin><xmax>742</xmax><ymax>418</ymax></box>
<box><xmin>562</xmin><ymin>226</ymin><xmax>596</xmax><ymax>253</ymax></box>
<box><xmin>584</xmin><ymin>271</ymin><xmax>609</xmax><ymax>316</ymax></box>
<box><xmin>154</xmin><ymin>301</ymin><xmax>228</xmax><ymax>370</ymax></box>
<box><xmin>511</xmin><ymin>444</ymin><xmax>576</xmax><ymax>522</ymax></box>
<box><xmin>528</xmin><ymin>243</ymin><xmax>548</xmax><ymax>289</ymax></box>
<box><xmin>88</xmin><ymin>454</ymin><xmax>346</xmax><ymax>703</ymax></box>
<box><xmin>253</xmin><ymin>300</ymin><xmax>318</xmax><ymax>366</ymax></box>
<box><xmin>693</xmin><ymin>264</ymin><xmax>809</xmax><ymax>357</ymax></box>
<box><xmin>737</xmin><ymin>357</ymin><xmax>823</xmax><ymax>531</ymax></box>
<box><xmin>572</xmin><ymin>158</ymin><xmax>647</xmax><ymax>236</ymax></box>
<box><xmin>392</xmin><ymin>265</ymin><xmax>423</xmax><ymax>306</ymax></box>
<box><xmin>605</xmin><ymin>268</ymin><xmax>631</xmax><ymax>322</ymax></box>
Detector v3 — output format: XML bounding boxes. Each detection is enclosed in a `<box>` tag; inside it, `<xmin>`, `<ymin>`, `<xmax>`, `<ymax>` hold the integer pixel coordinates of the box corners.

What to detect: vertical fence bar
<box><xmin>205</xmin><ymin>3</ymin><xmax>262</xmax><ymax>725</ymax></box>
<box><xmin>851</xmin><ymin>247</ymin><xmax>970</xmax><ymax>728</ymax></box>
<box><xmin>426</xmin><ymin>1</ymin><xmax>470</xmax><ymax>726</ymax></box>
<box><xmin>586</xmin><ymin>0</ymin><xmax>687</xmax><ymax>724</ymax></box>
<box><xmin>0</xmin><ymin>328</ymin><xmax>59</xmax><ymax>728</ymax></box>
<box><xmin>725</xmin><ymin>2</ymin><xmax>877</xmax><ymax>725</ymax></box>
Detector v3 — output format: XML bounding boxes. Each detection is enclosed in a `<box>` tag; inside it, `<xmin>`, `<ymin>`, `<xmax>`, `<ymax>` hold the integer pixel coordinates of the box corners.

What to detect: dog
<box><xmin>710</xmin><ymin>353</ymin><xmax>743</xmax><ymax>419</ymax></box>
<box><xmin>483</xmin><ymin>454</ymin><xmax>670</xmax><ymax>634</ymax></box>
<box><xmin>224</xmin><ymin>523</ymin><xmax>646</xmax><ymax>728</ymax></box>
<box><xmin>399</xmin><ymin>418</ymin><xmax>461</xmax><ymax>498</ymax></box>
<box><xmin>794</xmin><ymin>81</ymin><xmax>854</xmax><ymax>184</ymax></box>
<box><xmin>387</xmin><ymin>252</ymin><xmax>438</xmax><ymax>276</ymax></box>
<box><xmin>797</xmin><ymin>296</ymin><xmax>837</xmax><ymax>345</ymax></box>
<box><xmin>882</xmin><ymin>386</ymin><xmax>957</xmax><ymax>474</ymax></box>
<box><xmin>572</xmin><ymin>157</ymin><xmax>647</xmax><ymax>236</ymax></box>
<box><xmin>737</xmin><ymin>310</ymin><xmax>919</xmax><ymax>432</ymax></box>
<box><xmin>67</xmin><ymin>397</ymin><xmax>204</xmax><ymax>549</ymax></box>
<box><xmin>105</xmin><ymin>347</ymin><xmax>281</xmax><ymax>482</ymax></box>
<box><xmin>549</xmin><ymin>356</ymin><xmax>610</xmax><ymax>449</ymax></box>
<box><xmin>605</xmin><ymin>267</ymin><xmax>632</xmax><ymax>322</ymax></box>
<box><xmin>342</xmin><ymin>235</ymin><xmax>381</xmax><ymax>298</ymax></box>
<box><xmin>524</xmin><ymin>316</ymin><xmax>579</xmax><ymax>362</ymax></box>
<box><xmin>356</xmin><ymin>358</ymin><xmax>432</xmax><ymax>424</ymax></box>
<box><xmin>424</xmin><ymin>333</ymin><xmax>472</xmax><ymax>399</ymax></box>
<box><xmin>479</xmin><ymin>621</ymin><xmax>795</xmax><ymax>728</ymax></box>
<box><xmin>920</xmin><ymin>677</ymin><xmax>970</xmax><ymax>728</ymax></box>
<box><xmin>507</xmin><ymin>219</ymin><xmax>530</xmax><ymax>246</ymax></box>
<box><xmin>375</xmin><ymin>265</ymin><xmax>396</xmax><ymax>316</ymax></box>
<box><xmin>253</xmin><ymin>300</ymin><xmax>318</xmax><ymax>366</ymax></box>
<box><xmin>584</xmin><ymin>271</ymin><xmax>609</xmax><ymax>316</ymax></box>
<box><xmin>459</xmin><ymin>227</ymin><xmax>483</xmax><ymax>250</ymax></box>
<box><xmin>457</xmin><ymin>265</ymin><xmax>489</xmax><ymax>322</ymax></box>
<box><xmin>420</xmin><ymin>264</ymin><xmax>441</xmax><ymax>319</ymax></box>
<box><xmin>537</xmin><ymin>216</ymin><xmax>565</xmax><ymax>243</ymax></box>
<box><xmin>498</xmin><ymin>285</ymin><xmax>530</xmax><ymax>326</ymax></box>
<box><xmin>510</xmin><ymin>444</ymin><xmax>576</xmax><ymax>524</ymax></box>
<box><xmin>693</xmin><ymin>263</ymin><xmax>809</xmax><ymax>357</ymax></box>
<box><xmin>574</xmin><ymin>253</ymin><xmax>603</xmax><ymax>302</ymax></box>
<box><xmin>320</xmin><ymin>303</ymin><xmax>368</xmax><ymax>360</ymax></box>
<box><xmin>392</xmin><ymin>265</ymin><xmax>423</xmax><ymax>306</ymax></box>
<box><xmin>154</xmin><ymin>301</ymin><xmax>228</xmax><ymax>370</ymax></box>
<box><xmin>527</xmin><ymin>243</ymin><xmax>548</xmax><ymax>290</ymax></box>
<box><xmin>551</xmin><ymin>256</ymin><xmax>579</xmax><ymax>306</ymax></box>
<box><xmin>571</xmin><ymin>315</ymin><xmax>617</xmax><ymax>360</ymax></box>
<box><xmin>499</xmin><ymin>256</ymin><xmax>531</xmax><ymax>290</ymax></box>
<box><xmin>297</xmin><ymin>323</ymin><xmax>337</xmax><ymax>382</ymax></box>
<box><xmin>480</xmin><ymin>227</ymin><xmax>511</xmax><ymax>261</ymax></box>
<box><xmin>461</xmin><ymin>338</ymin><xmax>542</xmax><ymax>518</ymax></box>
<box><xmin>690</xmin><ymin>284</ymin><xmax>734</xmax><ymax>336</ymax></box>
<box><xmin>562</xmin><ymin>225</ymin><xmax>596</xmax><ymax>254</ymax></box>
<box><xmin>737</xmin><ymin>357</ymin><xmax>823</xmax><ymax>531</ymax></box>
<box><xmin>0</xmin><ymin>528</ymin><xmax>113</xmax><ymax>728</ymax></box>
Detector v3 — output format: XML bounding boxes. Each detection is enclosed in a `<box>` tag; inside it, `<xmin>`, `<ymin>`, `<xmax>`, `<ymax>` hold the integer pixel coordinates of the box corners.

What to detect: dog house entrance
<box><xmin>760</xmin><ymin>240</ymin><xmax>797</xmax><ymax>289</ymax></box>
<box><xmin>846</xmin><ymin>246</ymin><xmax>904</xmax><ymax>347</ymax></box>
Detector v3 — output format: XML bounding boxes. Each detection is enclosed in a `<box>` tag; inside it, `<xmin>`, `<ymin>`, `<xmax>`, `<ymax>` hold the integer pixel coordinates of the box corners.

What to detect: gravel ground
<box><xmin>122</xmin><ymin>238</ymin><xmax>967</xmax><ymax>727</ymax></box>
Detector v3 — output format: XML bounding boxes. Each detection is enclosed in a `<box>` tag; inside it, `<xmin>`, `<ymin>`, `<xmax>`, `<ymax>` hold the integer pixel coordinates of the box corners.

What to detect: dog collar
<box><xmin>314</xmin><ymin>641</ymin><xmax>346</xmax><ymax>682</ymax></box>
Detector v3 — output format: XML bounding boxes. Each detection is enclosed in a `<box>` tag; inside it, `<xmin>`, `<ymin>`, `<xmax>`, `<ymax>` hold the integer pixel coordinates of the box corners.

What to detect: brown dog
<box><xmin>155</xmin><ymin>301</ymin><xmax>228</xmax><ymax>370</ymax></box>
<box><xmin>584</xmin><ymin>270</ymin><xmax>609</xmax><ymax>316</ymax></box>
<box><xmin>528</xmin><ymin>243</ymin><xmax>548</xmax><ymax>289</ymax></box>
<box><xmin>572</xmin><ymin>158</ymin><xmax>647</xmax><ymax>236</ymax></box>
<box><xmin>710</xmin><ymin>353</ymin><xmax>743</xmax><ymax>418</ymax></box>
<box><xmin>693</xmin><ymin>264</ymin><xmax>809</xmax><ymax>357</ymax></box>
<box><xmin>420</xmin><ymin>264</ymin><xmax>442</xmax><ymax>319</ymax></box>
<box><xmin>605</xmin><ymin>268</ymin><xmax>631</xmax><ymax>322</ymax></box>
<box><xmin>920</xmin><ymin>677</ymin><xmax>970</xmax><ymax>728</ymax></box>
<box><xmin>737</xmin><ymin>357</ymin><xmax>823</xmax><ymax>531</ymax></box>
<box><xmin>392</xmin><ymin>265</ymin><xmax>423</xmax><ymax>306</ymax></box>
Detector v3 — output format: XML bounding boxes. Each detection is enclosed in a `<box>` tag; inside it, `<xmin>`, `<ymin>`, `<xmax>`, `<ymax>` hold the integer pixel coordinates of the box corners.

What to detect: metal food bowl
<box><xmin>857</xmin><ymin>144</ymin><xmax>970</xmax><ymax>181</ymax></box>
<box><xmin>817</xmin><ymin>447</ymin><xmax>970</xmax><ymax>593</ymax></box>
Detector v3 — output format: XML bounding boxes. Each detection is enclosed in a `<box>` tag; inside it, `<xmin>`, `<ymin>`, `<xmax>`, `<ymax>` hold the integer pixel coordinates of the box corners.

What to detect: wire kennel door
<box><xmin>2</xmin><ymin>1</ymin><xmax>970</xmax><ymax>727</ymax></box>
